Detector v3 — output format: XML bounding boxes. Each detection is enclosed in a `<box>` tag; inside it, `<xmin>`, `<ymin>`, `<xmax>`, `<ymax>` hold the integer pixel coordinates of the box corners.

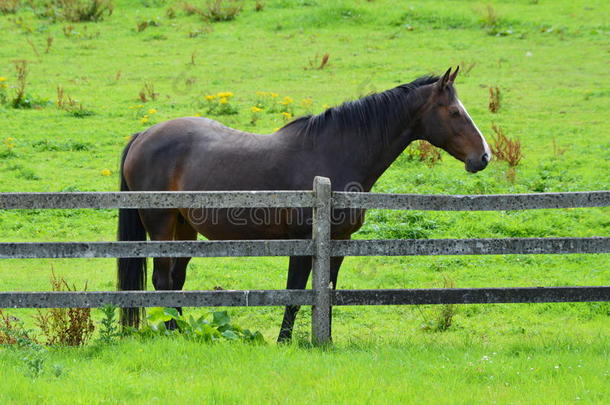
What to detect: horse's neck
<box><xmin>313</xmin><ymin>100</ymin><xmax>424</xmax><ymax>192</ymax></box>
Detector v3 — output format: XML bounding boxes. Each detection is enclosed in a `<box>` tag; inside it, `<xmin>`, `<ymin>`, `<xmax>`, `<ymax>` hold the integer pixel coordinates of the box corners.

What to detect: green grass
<box><xmin>0</xmin><ymin>0</ymin><xmax>609</xmax><ymax>403</ymax></box>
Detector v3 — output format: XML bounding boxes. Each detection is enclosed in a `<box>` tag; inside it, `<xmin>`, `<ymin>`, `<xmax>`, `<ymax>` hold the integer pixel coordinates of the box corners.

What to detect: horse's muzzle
<box><xmin>466</xmin><ymin>153</ymin><xmax>490</xmax><ymax>173</ymax></box>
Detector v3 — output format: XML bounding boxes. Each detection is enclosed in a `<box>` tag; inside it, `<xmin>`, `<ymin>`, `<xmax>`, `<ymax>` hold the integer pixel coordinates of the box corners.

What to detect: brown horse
<box><xmin>117</xmin><ymin>67</ymin><xmax>491</xmax><ymax>341</ymax></box>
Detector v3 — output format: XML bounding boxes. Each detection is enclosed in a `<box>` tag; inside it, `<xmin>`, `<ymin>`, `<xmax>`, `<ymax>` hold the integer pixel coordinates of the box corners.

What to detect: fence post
<box><xmin>311</xmin><ymin>176</ymin><xmax>332</xmax><ymax>345</ymax></box>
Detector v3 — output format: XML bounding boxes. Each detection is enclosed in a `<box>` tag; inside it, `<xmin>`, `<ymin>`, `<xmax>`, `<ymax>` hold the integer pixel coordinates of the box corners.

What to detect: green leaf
<box><xmin>212</xmin><ymin>311</ymin><xmax>230</xmax><ymax>327</ymax></box>
<box><xmin>221</xmin><ymin>330</ymin><xmax>239</xmax><ymax>340</ymax></box>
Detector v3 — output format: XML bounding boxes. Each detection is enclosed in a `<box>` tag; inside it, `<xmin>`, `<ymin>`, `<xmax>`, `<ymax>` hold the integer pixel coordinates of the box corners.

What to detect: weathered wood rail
<box><xmin>1</xmin><ymin>179</ymin><xmax>609</xmax><ymax>344</ymax></box>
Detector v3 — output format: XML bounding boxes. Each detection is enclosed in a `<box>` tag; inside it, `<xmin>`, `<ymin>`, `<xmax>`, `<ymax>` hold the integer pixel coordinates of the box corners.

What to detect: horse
<box><xmin>117</xmin><ymin>67</ymin><xmax>491</xmax><ymax>342</ymax></box>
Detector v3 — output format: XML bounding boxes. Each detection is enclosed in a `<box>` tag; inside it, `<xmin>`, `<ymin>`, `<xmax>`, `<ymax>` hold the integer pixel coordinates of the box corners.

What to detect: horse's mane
<box><xmin>280</xmin><ymin>75</ymin><xmax>440</xmax><ymax>144</ymax></box>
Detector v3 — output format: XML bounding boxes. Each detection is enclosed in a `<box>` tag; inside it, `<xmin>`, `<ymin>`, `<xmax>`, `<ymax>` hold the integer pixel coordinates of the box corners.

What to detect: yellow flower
<box><xmin>219</xmin><ymin>97</ymin><xmax>228</xmax><ymax>104</ymax></box>
<box><xmin>148</xmin><ymin>108</ymin><xmax>157</xmax><ymax>115</ymax></box>
<box><xmin>270</xmin><ymin>92</ymin><xmax>279</xmax><ymax>98</ymax></box>
<box><xmin>194</xmin><ymin>113</ymin><xmax>202</xmax><ymax>117</ymax></box>
<box><xmin>140</xmin><ymin>115</ymin><xmax>149</xmax><ymax>124</ymax></box>
<box><xmin>217</xmin><ymin>91</ymin><xmax>233</xmax><ymax>98</ymax></box>
<box><xmin>101</xmin><ymin>169</ymin><xmax>111</xmax><ymax>177</ymax></box>
<box><xmin>281</xmin><ymin>112</ymin><xmax>292</xmax><ymax>120</ymax></box>
<box><xmin>5</xmin><ymin>137</ymin><xmax>15</xmax><ymax>142</ymax></box>
<box><xmin>322</xmin><ymin>104</ymin><xmax>331</xmax><ymax>110</ymax></box>
<box><xmin>255</xmin><ymin>91</ymin><xmax>268</xmax><ymax>96</ymax></box>
<box><xmin>280</xmin><ymin>96</ymin><xmax>293</xmax><ymax>105</ymax></box>
<box><xmin>205</xmin><ymin>95</ymin><xmax>216</xmax><ymax>101</ymax></box>
<box><xmin>273</xmin><ymin>127</ymin><xmax>281</xmax><ymax>132</ymax></box>
<box><xmin>301</xmin><ymin>98</ymin><xmax>313</xmax><ymax>107</ymax></box>
<box><xmin>251</xmin><ymin>106</ymin><xmax>263</xmax><ymax>113</ymax></box>
<box><xmin>0</xmin><ymin>77</ymin><xmax>6</xmax><ymax>82</ymax></box>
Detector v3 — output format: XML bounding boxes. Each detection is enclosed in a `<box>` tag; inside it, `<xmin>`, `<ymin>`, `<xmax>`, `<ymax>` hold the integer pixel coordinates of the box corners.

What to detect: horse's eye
<box><xmin>450</xmin><ymin>109</ymin><xmax>461</xmax><ymax>118</ymax></box>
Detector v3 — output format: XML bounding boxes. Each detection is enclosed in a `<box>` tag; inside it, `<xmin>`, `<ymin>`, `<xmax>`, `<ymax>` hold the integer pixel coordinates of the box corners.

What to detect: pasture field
<box><xmin>0</xmin><ymin>0</ymin><xmax>609</xmax><ymax>403</ymax></box>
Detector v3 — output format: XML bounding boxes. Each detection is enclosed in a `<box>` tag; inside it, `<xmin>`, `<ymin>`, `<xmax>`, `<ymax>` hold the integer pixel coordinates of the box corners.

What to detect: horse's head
<box><xmin>417</xmin><ymin>67</ymin><xmax>491</xmax><ymax>173</ymax></box>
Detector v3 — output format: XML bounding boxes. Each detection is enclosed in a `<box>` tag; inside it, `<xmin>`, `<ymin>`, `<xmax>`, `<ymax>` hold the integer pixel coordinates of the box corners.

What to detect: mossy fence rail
<box><xmin>0</xmin><ymin>177</ymin><xmax>608</xmax><ymax>344</ymax></box>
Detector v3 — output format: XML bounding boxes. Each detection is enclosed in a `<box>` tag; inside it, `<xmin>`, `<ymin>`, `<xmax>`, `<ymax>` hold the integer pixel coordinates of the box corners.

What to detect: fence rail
<box><xmin>1</xmin><ymin>287</ymin><xmax>608</xmax><ymax>309</ymax></box>
<box><xmin>1</xmin><ymin>237</ymin><xmax>608</xmax><ymax>259</ymax></box>
<box><xmin>1</xmin><ymin>179</ymin><xmax>608</xmax><ymax>345</ymax></box>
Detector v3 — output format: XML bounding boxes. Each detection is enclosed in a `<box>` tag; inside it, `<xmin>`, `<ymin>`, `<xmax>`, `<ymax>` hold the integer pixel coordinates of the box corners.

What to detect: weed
<box><xmin>36</xmin><ymin>0</ymin><xmax>114</xmax><ymax>22</ymax></box>
<box><xmin>56</xmin><ymin>85</ymin><xmax>94</xmax><ymax>117</ymax></box>
<box><xmin>0</xmin><ymin>310</ymin><xmax>32</xmax><ymax>344</ymax></box>
<box><xmin>11</xmin><ymin>59</ymin><xmax>29</xmax><ymax>108</ymax></box>
<box><xmin>199</xmin><ymin>0</ymin><xmax>243</xmax><ymax>22</ymax></box>
<box><xmin>136</xmin><ymin>18</ymin><xmax>160</xmax><ymax>32</ymax></box>
<box><xmin>34</xmin><ymin>270</ymin><xmax>95</xmax><ymax>346</ymax></box>
<box><xmin>0</xmin><ymin>76</ymin><xmax>7</xmax><ymax>104</ymax></box>
<box><xmin>254</xmin><ymin>0</ymin><xmax>264</xmax><ymax>12</ymax></box>
<box><xmin>305</xmin><ymin>53</ymin><xmax>330</xmax><ymax>70</ymax></box>
<box><xmin>459</xmin><ymin>61</ymin><xmax>477</xmax><ymax>77</ymax></box>
<box><xmin>166</xmin><ymin>6</ymin><xmax>176</xmax><ymax>18</ymax></box>
<box><xmin>14</xmin><ymin>166</ymin><xmax>41</xmax><ymax>180</ymax></box>
<box><xmin>203</xmin><ymin>91</ymin><xmax>238</xmax><ymax>115</ymax></box>
<box><xmin>250</xmin><ymin>105</ymin><xmax>263</xmax><ymax>125</ymax></box>
<box><xmin>31</xmin><ymin>139</ymin><xmax>92</xmax><ymax>152</ymax></box>
<box><xmin>138</xmin><ymin>307</ymin><xmax>265</xmax><ymax>343</ymax></box>
<box><xmin>139</xmin><ymin>81</ymin><xmax>158</xmax><ymax>102</ymax></box>
<box><xmin>0</xmin><ymin>0</ymin><xmax>20</xmax><ymax>14</ymax></box>
<box><xmin>407</xmin><ymin>140</ymin><xmax>442</xmax><ymax>167</ymax></box>
<box><xmin>97</xmin><ymin>304</ymin><xmax>120</xmax><ymax>344</ymax></box>
<box><xmin>488</xmin><ymin>86</ymin><xmax>501</xmax><ymax>113</ymax></box>
<box><xmin>45</xmin><ymin>35</ymin><xmax>54</xmax><ymax>53</ymax></box>
<box><xmin>1</xmin><ymin>137</ymin><xmax>17</xmax><ymax>158</ymax></box>
<box><xmin>480</xmin><ymin>4</ymin><xmax>499</xmax><ymax>28</ymax></box>
<box><xmin>552</xmin><ymin>138</ymin><xmax>567</xmax><ymax>156</ymax></box>
<box><xmin>188</xmin><ymin>24</ymin><xmax>213</xmax><ymax>38</ymax></box>
<box><xmin>491</xmin><ymin>123</ymin><xmax>522</xmax><ymax>182</ymax></box>
<box><xmin>27</xmin><ymin>38</ymin><xmax>42</xmax><ymax>60</ymax></box>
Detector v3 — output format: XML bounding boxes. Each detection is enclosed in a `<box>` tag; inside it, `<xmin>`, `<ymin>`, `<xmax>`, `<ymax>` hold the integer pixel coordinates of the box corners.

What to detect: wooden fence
<box><xmin>0</xmin><ymin>178</ymin><xmax>609</xmax><ymax>344</ymax></box>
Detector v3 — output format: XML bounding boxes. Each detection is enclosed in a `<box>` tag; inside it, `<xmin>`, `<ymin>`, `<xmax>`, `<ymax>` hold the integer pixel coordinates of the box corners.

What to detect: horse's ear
<box><xmin>449</xmin><ymin>65</ymin><xmax>459</xmax><ymax>83</ymax></box>
<box><xmin>437</xmin><ymin>68</ymin><xmax>452</xmax><ymax>91</ymax></box>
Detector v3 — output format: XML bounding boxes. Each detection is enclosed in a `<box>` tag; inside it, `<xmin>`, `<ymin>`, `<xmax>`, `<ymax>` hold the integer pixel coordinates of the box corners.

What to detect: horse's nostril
<box><xmin>482</xmin><ymin>153</ymin><xmax>489</xmax><ymax>164</ymax></box>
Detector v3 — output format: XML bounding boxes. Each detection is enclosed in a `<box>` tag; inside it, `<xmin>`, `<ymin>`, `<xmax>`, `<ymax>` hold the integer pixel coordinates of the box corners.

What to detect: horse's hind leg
<box><xmin>139</xmin><ymin>209</ymin><xmax>179</xmax><ymax>327</ymax></box>
<box><xmin>169</xmin><ymin>214</ymin><xmax>198</xmax><ymax>315</ymax></box>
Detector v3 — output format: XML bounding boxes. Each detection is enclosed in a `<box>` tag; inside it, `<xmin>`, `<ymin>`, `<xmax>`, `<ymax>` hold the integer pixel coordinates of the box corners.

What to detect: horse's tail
<box><xmin>117</xmin><ymin>132</ymin><xmax>147</xmax><ymax>328</ymax></box>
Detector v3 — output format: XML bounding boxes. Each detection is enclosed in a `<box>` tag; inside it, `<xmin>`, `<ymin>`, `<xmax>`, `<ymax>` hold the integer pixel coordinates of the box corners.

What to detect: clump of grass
<box><xmin>491</xmin><ymin>123</ymin><xmax>522</xmax><ymax>182</ymax></box>
<box><xmin>183</xmin><ymin>0</ymin><xmax>243</xmax><ymax>22</ymax></box>
<box><xmin>34</xmin><ymin>270</ymin><xmax>95</xmax><ymax>346</ymax></box>
<box><xmin>480</xmin><ymin>4</ymin><xmax>499</xmax><ymax>28</ymax></box>
<box><xmin>36</xmin><ymin>0</ymin><xmax>114</xmax><ymax>22</ymax></box>
<box><xmin>56</xmin><ymin>85</ymin><xmax>94</xmax><ymax>117</ymax></box>
<box><xmin>420</xmin><ymin>275</ymin><xmax>457</xmax><ymax>332</ymax></box>
<box><xmin>139</xmin><ymin>81</ymin><xmax>158</xmax><ymax>102</ymax></box>
<box><xmin>0</xmin><ymin>0</ymin><xmax>20</xmax><ymax>14</ymax></box>
<box><xmin>136</xmin><ymin>18</ymin><xmax>160</xmax><ymax>32</ymax></box>
<box><xmin>254</xmin><ymin>0</ymin><xmax>264</xmax><ymax>12</ymax></box>
<box><xmin>488</xmin><ymin>86</ymin><xmax>501</xmax><ymax>113</ymax></box>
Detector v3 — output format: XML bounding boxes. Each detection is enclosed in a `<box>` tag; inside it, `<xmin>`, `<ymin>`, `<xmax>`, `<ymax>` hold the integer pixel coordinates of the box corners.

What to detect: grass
<box><xmin>0</xmin><ymin>0</ymin><xmax>609</xmax><ymax>403</ymax></box>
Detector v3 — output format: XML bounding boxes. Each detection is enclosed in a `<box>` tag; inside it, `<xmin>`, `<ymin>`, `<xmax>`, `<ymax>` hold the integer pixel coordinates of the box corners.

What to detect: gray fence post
<box><xmin>311</xmin><ymin>176</ymin><xmax>332</xmax><ymax>345</ymax></box>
